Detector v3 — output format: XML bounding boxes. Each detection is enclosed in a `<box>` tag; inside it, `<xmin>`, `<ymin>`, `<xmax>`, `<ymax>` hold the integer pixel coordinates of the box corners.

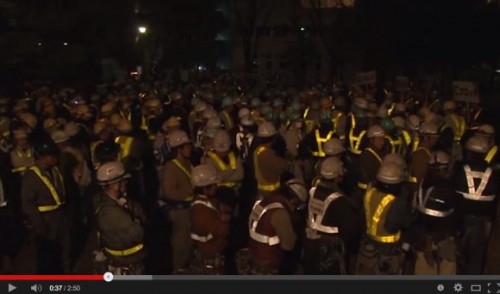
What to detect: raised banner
<box><xmin>452</xmin><ymin>81</ymin><xmax>479</xmax><ymax>103</ymax></box>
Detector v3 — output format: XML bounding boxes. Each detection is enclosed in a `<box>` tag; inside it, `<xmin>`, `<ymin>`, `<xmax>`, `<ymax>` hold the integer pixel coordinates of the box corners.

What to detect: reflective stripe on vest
<box><xmin>254</xmin><ymin>146</ymin><xmax>280</xmax><ymax>191</ymax></box>
<box><xmin>312</xmin><ymin>130</ymin><xmax>334</xmax><ymax>157</ymax></box>
<box><xmin>364</xmin><ymin>188</ymin><xmax>401</xmax><ymax>243</ymax></box>
<box><xmin>248</xmin><ymin>200</ymin><xmax>283</xmax><ymax>246</ymax></box>
<box><xmin>30</xmin><ymin>166</ymin><xmax>65</xmax><ymax>212</ymax></box>
<box><xmin>348</xmin><ymin>129</ymin><xmax>366</xmax><ymax>155</ymax></box>
<box><xmin>332</xmin><ymin>112</ymin><xmax>343</xmax><ymax>135</ymax></box>
<box><xmin>385</xmin><ymin>135</ymin><xmax>402</xmax><ymax>154</ymax></box>
<box><xmin>114</xmin><ymin>136</ymin><xmax>134</xmax><ymax>160</ymax></box>
<box><xmin>90</xmin><ymin>140</ymin><xmax>104</xmax><ymax>167</ymax></box>
<box><xmin>191</xmin><ymin>197</ymin><xmax>217</xmax><ymax>242</ymax></box>
<box><xmin>402</xmin><ymin>130</ymin><xmax>412</xmax><ymax>146</ymax></box>
<box><xmin>451</xmin><ymin>114</ymin><xmax>466</xmax><ymax>142</ymax></box>
<box><xmin>172</xmin><ymin>159</ymin><xmax>194</xmax><ymax>201</ymax></box>
<box><xmin>105</xmin><ymin>244</ymin><xmax>144</xmax><ymax>257</ymax></box>
<box><xmin>387</xmin><ymin>103</ymin><xmax>396</xmax><ymax>117</ymax></box>
<box><xmin>417</xmin><ymin>184</ymin><xmax>454</xmax><ymax>217</ymax></box>
<box><xmin>412</xmin><ymin>136</ymin><xmax>420</xmax><ymax>152</ymax></box>
<box><xmin>207</xmin><ymin>151</ymin><xmax>237</xmax><ymax>188</ymax></box>
<box><xmin>307</xmin><ymin>187</ymin><xmax>341</xmax><ymax>235</ymax></box>
<box><xmin>222</xmin><ymin>111</ymin><xmax>233</xmax><ymax>129</ymax></box>
<box><xmin>485</xmin><ymin>145</ymin><xmax>498</xmax><ymax>164</ymax></box>
<box><xmin>456</xmin><ymin>165</ymin><xmax>495</xmax><ymax>202</ymax></box>
<box><xmin>12</xmin><ymin>148</ymin><xmax>33</xmax><ymax>173</ymax></box>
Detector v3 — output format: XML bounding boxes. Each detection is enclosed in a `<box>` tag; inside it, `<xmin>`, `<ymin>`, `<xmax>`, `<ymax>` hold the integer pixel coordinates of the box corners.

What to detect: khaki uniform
<box><xmin>220</xmin><ymin>110</ymin><xmax>234</xmax><ymax>131</ymax></box>
<box><xmin>21</xmin><ymin>165</ymin><xmax>70</xmax><ymax>273</ymax></box>
<box><xmin>162</xmin><ymin>158</ymin><xmax>194</xmax><ymax>272</ymax></box>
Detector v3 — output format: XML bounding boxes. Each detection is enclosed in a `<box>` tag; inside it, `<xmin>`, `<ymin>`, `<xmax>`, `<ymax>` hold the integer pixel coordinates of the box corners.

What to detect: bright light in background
<box><xmin>37</xmin><ymin>42</ymin><xmax>42</xmax><ymax>46</ymax></box>
<box><xmin>197</xmin><ymin>65</ymin><xmax>206</xmax><ymax>71</ymax></box>
<box><xmin>63</xmin><ymin>42</ymin><xmax>68</xmax><ymax>46</ymax></box>
<box><xmin>300</xmin><ymin>27</ymin><xmax>305</xmax><ymax>31</ymax></box>
<box><xmin>138</xmin><ymin>26</ymin><xmax>147</xmax><ymax>34</ymax></box>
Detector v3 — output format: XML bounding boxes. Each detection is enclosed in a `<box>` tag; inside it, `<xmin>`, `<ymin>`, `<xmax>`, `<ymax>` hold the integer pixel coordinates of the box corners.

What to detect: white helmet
<box><xmin>240</xmin><ymin>116</ymin><xmax>255</xmax><ymax>127</ymax></box>
<box><xmin>367</xmin><ymin>125</ymin><xmax>385</xmax><ymax>138</ymax></box>
<box><xmin>320</xmin><ymin>157</ymin><xmax>344</xmax><ymax>180</ymax></box>
<box><xmin>377</xmin><ymin>162</ymin><xmax>403</xmax><ymax>184</ymax></box>
<box><xmin>442</xmin><ymin>100</ymin><xmax>456</xmax><ymax>112</ymax></box>
<box><xmin>213</xmin><ymin>130</ymin><xmax>231</xmax><ymax>153</ymax></box>
<box><xmin>51</xmin><ymin>130</ymin><xmax>69</xmax><ymax>144</ymax></box>
<box><xmin>257</xmin><ymin>121</ymin><xmax>276</xmax><ymax>138</ymax></box>
<box><xmin>168</xmin><ymin>130</ymin><xmax>191</xmax><ymax>148</ymax></box>
<box><xmin>477</xmin><ymin>124</ymin><xmax>495</xmax><ymax>137</ymax></box>
<box><xmin>285</xmin><ymin>178</ymin><xmax>307</xmax><ymax>202</ymax></box>
<box><xmin>97</xmin><ymin>161</ymin><xmax>130</xmax><ymax>185</ymax></box>
<box><xmin>192</xmin><ymin>164</ymin><xmax>219</xmax><ymax>187</ymax></box>
<box><xmin>419</xmin><ymin>122</ymin><xmax>439</xmax><ymax>135</ymax></box>
<box><xmin>382</xmin><ymin>153</ymin><xmax>407</xmax><ymax>170</ymax></box>
<box><xmin>407</xmin><ymin>114</ymin><xmax>421</xmax><ymax>131</ymax></box>
<box><xmin>465</xmin><ymin>135</ymin><xmax>489</xmax><ymax>154</ymax></box>
<box><xmin>429</xmin><ymin>151</ymin><xmax>450</xmax><ymax>168</ymax></box>
<box><xmin>323</xmin><ymin>138</ymin><xmax>345</xmax><ymax>156</ymax></box>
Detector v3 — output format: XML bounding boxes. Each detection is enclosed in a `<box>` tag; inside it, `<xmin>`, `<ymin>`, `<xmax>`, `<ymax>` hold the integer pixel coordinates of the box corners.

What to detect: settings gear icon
<box><xmin>453</xmin><ymin>283</ymin><xmax>463</xmax><ymax>293</ymax></box>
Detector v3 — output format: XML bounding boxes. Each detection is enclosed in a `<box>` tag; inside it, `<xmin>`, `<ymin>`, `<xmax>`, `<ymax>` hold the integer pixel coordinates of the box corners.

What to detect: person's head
<box><xmin>442</xmin><ymin>100</ymin><xmax>457</xmax><ymax>114</ymax></box>
<box><xmin>419</xmin><ymin>122</ymin><xmax>439</xmax><ymax>147</ymax></box>
<box><xmin>382</xmin><ymin>153</ymin><xmax>407</xmax><ymax>176</ymax></box>
<box><xmin>94</xmin><ymin>120</ymin><xmax>112</xmax><ymax>141</ymax></box>
<box><xmin>465</xmin><ymin>135</ymin><xmax>489</xmax><ymax>164</ymax></box>
<box><xmin>429</xmin><ymin>151</ymin><xmax>451</xmax><ymax>178</ymax></box>
<box><xmin>476</xmin><ymin>124</ymin><xmax>495</xmax><ymax>147</ymax></box>
<box><xmin>367</xmin><ymin>125</ymin><xmax>386</xmax><ymax>151</ymax></box>
<box><xmin>320</xmin><ymin>156</ymin><xmax>345</xmax><ymax>184</ymax></box>
<box><xmin>168</xmin><ymin>130</ymin><xmax>192</xmax><ymax>159</ymax></box>
<box><xmin>257</xmin><ymin>121</ymin><xmax>277</xmax><ymax>143</ymax></box>
<box><xmin>95</xmin><ymin>140</ymin><xmax>120</xmax><ymax>164</ymax></box>
<box><xmin>33</xmin><ymin>137</ymin><xmax>60</xmax><ymax>167</ymax></box>
<box><xmin>144</xmin><ymin>98</ymin><xmax>163</xmax><ymax>116</ymax></box>
<box><xmin>407</xmin><ymin>114</ymin><xmax>421</xmax><ymax>133</ymax></box>
<box><xmin>221</xmin><ymin>96</ymin><xmax>234</xmax><ymax>112</ymax></box>
<box><xmin>375</xmin><ymin>162</ymin><xmax>403</xmax><ymax>194</ymax></box>
<box><xmin>50</xmin><ymin>130</ymin><xmax>70</xmax><ymax>148</ymax></box>
<box><xmin>162</xmin><ymin>117</ymin><xmax>181</xmax><ymax>134</ymax></box>
<box><xmin>192</xmin><ymin>164</ymin><xmax>219</xmax><ymax>198</ymax></box>
<box><xmin>97</xmin><ymin>161</ymin><xmax>130</xmax><ymax>198</ymax></box>
<box><xmin>283</xmin><ymin>178</ymin><xmax>308</xmax><ymax>211</ymax></box>
<box><xmin>12</xmin><ymin>128</ymin><xmax>29</xmax><ymax>149</ymax></box>
<box><xmin>323</xmin><ymin>138</ymin><xmax>345</xmax><ymax>158</ymax></box>
<box><xmin>213</xmin><ymin>130</ymin><xmax>231</xmax><ymax>156</ymax></box>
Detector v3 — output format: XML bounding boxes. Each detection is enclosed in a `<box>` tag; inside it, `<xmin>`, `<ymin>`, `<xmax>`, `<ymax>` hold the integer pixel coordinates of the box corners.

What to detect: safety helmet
<box><xmin>429</xmin><ymin>151</ymin><xmax>450</xmax><ymax>169</ymax></box>
<box><xmin>376</xmin><ymin>162</ymin><xmax>403</xmax><ymax>184</ymax></box>
<box><xmin>144</xmin><ymin>98</ymin><xmax>162</xmax><ymax>110</ymax></box>
<box><xmin>192</xmin><ymin>164</ymin><xmax>219</xmax><ymax>187</ymax></box>
<box><xmin>221</xmin><ymin>96</ymin><xmax>233</xmax><ymax>108</ymax></box>
<box><xmin>354</xmin><ymin>98</ymin><xmax>368</xmax><ymax>110</ymax></box>
<box><xmin>477</xmin><ymin>124</ymin><xmax>495</xmax><ymax>137</ymax></box>
<box><xmin>163</xmin><ymin>117</ymin><xmax>181</xmax><ymax>130</ymax></box>
<box><xmin>94</xmin><ymin>120</ymin><xmax>109</xmax><ymax>135</ymax></box>
<box><xmin>465</xmin><ymin>135</ymin><xmax>489</xmax><ymax>154</ymax></box>
<box><xmin>213</xmin><ymin>130</ymin><xmax>231</xmax><ymax>153</ymax></box>
<box><xmin>19</xmin><ymin>112</ymin><xmax>37</xmax><ymax>129</ymax></box>
<box><xmin>51</xmin><ymin>130</ymin><xmax>70</xmax><ymax>144</ymax></box>
<box><xmin>168</xmin><ymin>130</ymin><xmax>191</xmax><ymax>148</ymax></box>
<box><xmin>407</xmin><ymin>114</ymin><xmax>421</xmax><ymax>131</ymax></box>
<box><xmin>43</xmin><ymin>118</ymin><xmax>60</xmax><ymax>133</ymax></box>
<box><xmin>367</xmin><ymin>125</ymin><xmax>386</xmax><ymax>138</ymax></box>
<box><xmin>257</xmin><ymin>121</ymin><xmax>276</xmax><ymax>138</ymax></box>
<box><xmin>382</xmin><ymin>153</ymin><xmax>407</xmax><ymax>170</ymax></box>
<box><xmin>419</xmin><ymin>122</ymin><xmax>439</xmax><ymax>136</ymax></box>
<box><xmin>250</xmin><ymin>98</ymin><xmax>262</xmax><ymax>108</ymax></box>
<box><xmin>100</xmin><ymin>102</ymin><xmax>116</xmax><ymax>116</ymax></box>
<box><xmin>380</xmin><ymin>118</ymin><xmax>395</xmax><ymax>133</ymax></box>
<box><xmin>95</xmin><ymin>140</ymin><xmax>120</xmax><ymax>161</ymax></box>
<box><xmin>240</xmin><ymin>116</ymin><xmax>255</xmax><ymax>127</ymax></box>
<box><xmin>285</xmin><ymin>178</ymin><xmax>308</xmax><ymax>202</ymax></box>
<box><xmin>207</xmin><ymin>117</ymin><xmax>222</xmax><ymax>129</ymax></box>
<box><xmin>323</xmin><ymin>138</ymin><xmax>345</xmax><ymax>156</ymax></box>
<box><xmin>392</xmin><ymin>116</ymin><xmax>406</xmax><ymax>129</ymax></box>
<box><xmin>238</xmin><ymin>108</ymin><xmax>250</xmax><ymax>119</ymax></box>
<box><xmin>442</xmin><ymin>100</ymin><xmax>456</xmax><ymax>112</ymax></box>
<box><xmin>377</xmin><ymin>105</ymin><xmax>388</xmax><ymax>119</ymax></box>
<box><xmin>272</xmin><ymin>98</ymin><xmax>284</xmax><ymax>108</ymax></box>
<box><xmin>12</xmin><ymin>128</ymin><xmax>28</xmax><ymax>140</ymax></box>
<box><xmin>320</xmin><ymin>157</ymin><xmax>344</xmax><ymax>180</ymax></box>
<box><xmin>97</xmin><ymin>161</ymin><xmax>130</xmax><ymax>186</ymax></box>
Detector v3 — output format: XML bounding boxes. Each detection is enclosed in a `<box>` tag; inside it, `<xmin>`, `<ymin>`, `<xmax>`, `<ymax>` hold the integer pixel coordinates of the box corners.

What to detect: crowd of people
<box><xmin>0</xmin><ymin>74</ymin><xmax>498</xmax><ymax>275</ymax></box>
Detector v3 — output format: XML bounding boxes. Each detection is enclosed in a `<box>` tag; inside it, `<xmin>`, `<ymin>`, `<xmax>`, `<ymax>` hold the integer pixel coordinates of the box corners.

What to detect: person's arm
<box><xmin>98</xmin><ymin>206</ymin><xmax>144</xmax><ymax>246</ymax></box>
<box><xmin>384</xmin><ymin>196</ymin><xmax>413</xmax><ymax>233</ymax></box>
<box><xmin>271</xmin><ymin>209</ymin><xmax>296</xmax><ymax>251</ymax></box>
<box><xmin>20</xmin><ymin>171</ymin><xmax>45</xmax><ymax>235</ymax></box>
<box><xmin>261</xmin><ymin>148</ymin><xmax>289</xmax><ymax>176</ymax></box>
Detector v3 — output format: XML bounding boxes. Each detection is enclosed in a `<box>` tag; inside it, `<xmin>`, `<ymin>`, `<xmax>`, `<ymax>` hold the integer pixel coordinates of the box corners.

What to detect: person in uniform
<box><xmin>219</xmin><ymin>96</ymin><xmax>235</xmax><ymax>132</ymax></box>
<box><xmin>21</xmin><ymin>136</ymin><xmax>70</xmax><ymax>273</ymax></box>
<box><xmin>189</xmin><ymin>164</ymin><xmax>231</xmax><ymax>274</ymax></box>
<box><xmin>475</xmin><ymin>124</ymin><xmax>497</xmax><ymax>167</ymax></box>
<box><xmin>453</xmin><ymin>136</ymin><xmax>499</xmax><ymax>274</ymax></box>
<box><xmin>94</xmin><ymin>161</ymin><xmax>146</xmax><ymax>275</ymax></box>
<box><xmin>303</xmin><ymin>157</ymin><xmax>360</xmax><ymax>274</ymax></box>
<box><xmin>356</xmin><ymin>162</ymin><xmax>412</xmax><ymax>275</ymax></box>
<box><xmin>298</xmin><ymin>109</ymin><xmax>335</xmax><ymax>162</ymax></box>
<box><xmin>10</xmin><ymin>128</ymin><xmax>34</xmax><ymax>176</ymax></box>
<box><xmin>414</xmin><ymin>151</ymin><xmax>458</xmax><ymax>275</ymax></box>
<box><xmin>160</xmin><ymin>130</ymin><xmax>194</xmax><ymax>273</ymax></box>
<box><xmin>409</xmin><ymin>122</ymin><xmax>440</xmax><ymax>186</ymax></box>
<box><xmin>283</xmin><ymin>111</ymin><xmax>304</xmax><ymax>159</ymax></box>
<box><xmin>442</xmin><ymin>101</ymin><xmax>467</xmax><ymax>162</ymax></box>
<box><xmin>312</xmin><ymin>138</ymin><xmax>346</xmax><ymax>187</ymax></box>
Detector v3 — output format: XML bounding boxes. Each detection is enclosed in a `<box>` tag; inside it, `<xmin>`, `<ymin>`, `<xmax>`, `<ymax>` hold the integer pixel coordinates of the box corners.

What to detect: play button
<box><xmin>8</xmin><ymin>284</ymin><xmax>16</xmax><ymax>293</ymax></box>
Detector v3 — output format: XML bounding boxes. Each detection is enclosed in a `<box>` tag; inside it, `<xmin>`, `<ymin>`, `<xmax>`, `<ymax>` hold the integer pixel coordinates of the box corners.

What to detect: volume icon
<box><xmin>31</xmin><ymin>284</ymin><xmax>42</xmax><ymax>292</ymax></box>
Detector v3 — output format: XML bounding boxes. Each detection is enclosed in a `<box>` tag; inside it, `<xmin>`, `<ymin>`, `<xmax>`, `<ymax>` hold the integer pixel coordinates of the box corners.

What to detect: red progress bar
<box><xmin>0</xmin><ymin>275</ymin><xmax>103</xmax><ymax>281</ymax></box>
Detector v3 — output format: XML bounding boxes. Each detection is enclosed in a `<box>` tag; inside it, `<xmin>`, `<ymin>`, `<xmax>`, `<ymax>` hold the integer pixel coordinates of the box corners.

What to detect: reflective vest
<box><xmin>249</xmin><ymin>199</ymin><xmax>283</xmax><ymax>246</ymax></box>
<box><xmin>409</xmin><ymin>147</ymin><xmax>431</xmax><ymax>184</ymax></box>
<box><xmin>115</xmin><ymin>136</ymin><xmax>134</xmax><ymax>161</ymax></box>
<box><xmin>456</xmin><ymin>165</ymin><xmax>495</xmax><ymax>202</ymax></box>
<box><xmin>11</xmin><ymin>147</ymin><xmax>33</xmax><ymax>173</ymax></box>
<box><xmin>30</xmin><ymin>166</ymin><xmax>65</xmax><ymax>212</ymax></box>
<box><xmin>172</xmin><ymin>159</ymin><xmax>194</xmax><ymax>201</ymax></box>
<box><xmin>387</xmin><ymin>103</ymin><xmax>396</xmax><ymax>117</ymax></box>
<box><xmin>357</xmin><ymin>148</ymin><xmax>382</xmax><ymax>190</ymax></box>
<box><xmin>402</xmin><ymin>130</ymin><xmax>412</xmax><ymax>147</ymax></box>
<box><xmin>191</xmin><ymin>196</ymin><xmax>218</xmax><ymax>243</ymax></box>
<box><xmin>105</xmin><ymin>244</ymin><xmax>144</xmax><ymax>257</ymax></box>
<box><xmin>416</xmin><ymin>184</ymin><xmax>454</xmax><ymax>218</ymax></box>
<box><xmin>450</xmin><ymin>114</ymin><xmax>466</xmax><ymax>142</ymax></box>
<box><xmin>206</xmin><ymin>151</ymin><xmax>238</xmax><ymax>188</ymax></box>
<box><xmin>385</xmin><ymin>135</ymin><xmax>403</xmax><ymax>154</ymax></box>
<box><xmin>90</xmin><ymin>140</ymin><xmax>104</xmax><ymax>168</ymax></box>
<box><xmin>485</xmin><ymin>145</ymin><xmax>498</xmax><ymax>164</ymax></box>
<box><xmin>254</xmin><ymin>146</ymin><xmax>280</xmax><ymax>192</ymax></box>
<box><xmin>411</xmin><ymin>135</ymin><xmax>420</xmax><ymax>153</ymax></box>
<box><xmin>306</xmin><ymin>187</ymin><xmax>341</xmax><ymax>239</ymax></box>
<box><xmin>312</xmin><ymin>130</ymin><xmax>334</xmax><ymax>157</ymax></box>
<box><xmin>332</xmin><ymin>112</ymin><xmax>345</xmax><ymax>140</ymax></box>
<box><xmin>363</xmin><ymin>187</ymin><xmax>401</xmax><ymax>243</ymax></box>
<box><xmin>221</xmin><ymin>110</ymin><xmax>234</xmax><ymax>130</ymax></box>
<box><xmin>348</xmin><ymin>128</ymin><xmax>366</xmax><ymax>155</ymax></box>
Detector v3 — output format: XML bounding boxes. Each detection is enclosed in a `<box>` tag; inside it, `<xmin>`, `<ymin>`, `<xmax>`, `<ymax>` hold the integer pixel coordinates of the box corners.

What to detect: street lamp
<box><xmin>138</xmin><ymin>26</ymin><xmax>147</xmax><ymax>34</ymax></box>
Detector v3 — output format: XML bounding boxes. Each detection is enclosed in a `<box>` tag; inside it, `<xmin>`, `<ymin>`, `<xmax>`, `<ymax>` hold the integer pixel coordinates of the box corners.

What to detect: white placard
<box><xmin>452</xmin><ymin>81</ymin><xmax>479</xmax><ymax>103</ymax></box>
<box><xmin>356</xmin><ymin>70</ymin><xmax>377</xmax><ymax>85</ymax></box>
